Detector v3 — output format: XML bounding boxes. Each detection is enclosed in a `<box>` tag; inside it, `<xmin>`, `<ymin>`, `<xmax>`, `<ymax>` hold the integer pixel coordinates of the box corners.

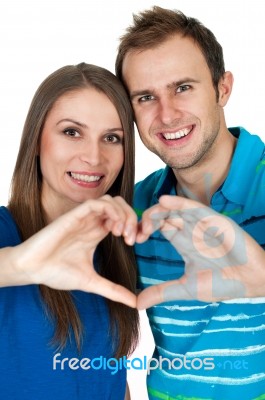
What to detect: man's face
<box><xmin>122</xmin><ymin>34</ymin><xmax>229</xmax><ymax>172</ymax></box>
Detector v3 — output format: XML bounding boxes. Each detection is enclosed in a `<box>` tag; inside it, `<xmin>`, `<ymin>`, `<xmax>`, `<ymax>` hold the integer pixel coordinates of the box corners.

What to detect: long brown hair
<box><xmin>8</xmin><ymin>62</ymin><xmax>139</xmax><ymax>357</ymax></box>
<box><xmin>116</xmin><ymin>6</ymin><xmax>225</xmax><ymax>100</ymax></box>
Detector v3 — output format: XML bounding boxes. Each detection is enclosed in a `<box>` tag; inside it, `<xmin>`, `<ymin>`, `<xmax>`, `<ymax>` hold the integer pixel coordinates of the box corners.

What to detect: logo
<box><xmin>149</xmin><ymin>192</ymin><xmax>247</xmax><ymax>301</ymax></box>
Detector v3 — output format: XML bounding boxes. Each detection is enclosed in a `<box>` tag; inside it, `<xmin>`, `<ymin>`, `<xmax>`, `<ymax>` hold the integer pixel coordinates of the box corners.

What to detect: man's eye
<box><xmin>63</xmin><ymin>128</ymin><xmax>80</xmax><ymax>137</ymax></box>
<box><xmin>176</xmin><ymin>85</ymin><xmax>190</xmax><ymax>93</ymax></box>
<box><xmin>138</xmin><ymin>95</ymin><xmax>155</xmax><ymax>102</ymax></box>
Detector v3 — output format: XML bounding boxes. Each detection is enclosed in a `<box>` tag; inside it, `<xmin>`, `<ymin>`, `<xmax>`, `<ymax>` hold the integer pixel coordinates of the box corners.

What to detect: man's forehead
<box><xmin>122</xmin><ymin>46</ymin><xmax>207</xmax><ymax>95</ymax></box>
<box><xmin>122</xmin><ymin>35</ymin><xmax>205</xmax><ymax>74</ymax></box>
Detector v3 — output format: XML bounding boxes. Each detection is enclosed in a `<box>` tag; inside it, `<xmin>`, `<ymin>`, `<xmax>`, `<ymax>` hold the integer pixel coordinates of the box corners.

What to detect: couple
<box><xmin>1</xmin><ymin>6</ymin><xmax>265</xmax><ymax>400</ymax></box>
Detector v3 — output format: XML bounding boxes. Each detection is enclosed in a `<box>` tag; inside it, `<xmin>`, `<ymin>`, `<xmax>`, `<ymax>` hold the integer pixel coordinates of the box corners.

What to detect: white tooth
<box><xmin>70</xmin><ymin>173</ymin><xmax>101</xmax><ymax>182</ymax></box>
<box><xmin>164</xmin><ymin>128</ymin><xmax>191</xmax><ymax>140</ymax></box>
<box><xmin>178</xmin><ymin>128</ymin><xmax>188</xmax><ymax>136</ymax></box>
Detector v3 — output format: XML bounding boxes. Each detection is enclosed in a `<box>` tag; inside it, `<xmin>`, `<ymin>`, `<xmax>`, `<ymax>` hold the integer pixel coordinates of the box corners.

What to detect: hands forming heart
<box><xmin>136</xmin><ymin>195</ymin><xmax>265</xmax><ymax>309</ymax></box>
<box><xmin>7</xmin><ymin>195</ymin><xmax>265</xmax><ymax>309</ymax></box>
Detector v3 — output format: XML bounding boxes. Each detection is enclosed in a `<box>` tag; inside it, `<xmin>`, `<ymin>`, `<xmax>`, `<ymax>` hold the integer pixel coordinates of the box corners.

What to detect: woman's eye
<box><xmin>104</xmin><ymin>134</ymin><xmax>121</xmax><ymax>143</ymax></box>
<box><xmin>63</xmin><ymin>128</ymin><xmax>80</xmax><ymax>137</ymax></box>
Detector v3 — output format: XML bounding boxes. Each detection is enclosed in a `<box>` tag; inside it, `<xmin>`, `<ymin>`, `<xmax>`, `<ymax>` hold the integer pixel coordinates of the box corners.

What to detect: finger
<box><xmin>112</xmin><ymin>196</ymin><xmax>138</xmax><ymax>245</ymax></box>
<box><xmin>135</xmin><ymin>220</ymin><xmax>148</xmax><ymax>243</ymax></box>
<box><xmin>61</xmin><ymin>197</ymin><xmax>122</xmax><ymax>234</ymax></box>
<box><xmin>159</xmin><ymin>195</ymin><xmax>202</xmax><ymax>210</ymax></box>
<box><xmin>137</xmin><ymin>274</ymin><xmax>207</xmax><ymax>310</ymax></box>
<box><xmin>137</xmin><ymin>284</ymin><xmax>165</xmax><ymax>310</ymax></box>
<box><xmin>159</xmin><ymin>195</ymin><xmax>220</xmax><ymax>221</ymax></box>
<box><xmin>83</xmin><ymin>273</ymin><xmax>137</xmax><ymax>308</ymax></box>
<box><xmin>137</xmin><ymin>204</ymin><xmax>170</xmax><ymax>240</ymax></box>
<box><xmin>95</xmin><ymin>195</ymin><xmax>135</xmax><ymax>243</ymax></box>
<box><xmin>136</xmin><ymin>203</ymin><xmax>184</xmax><ymax>243</ymax></box>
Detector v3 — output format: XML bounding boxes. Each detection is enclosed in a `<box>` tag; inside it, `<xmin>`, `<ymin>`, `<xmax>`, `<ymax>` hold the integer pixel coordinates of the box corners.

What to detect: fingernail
<box><xmin>126</xmin><ymin>234</ymin><xmax>135</xmax><ymax>246</ymax></box>
<box><xmin>115</xmin><ymin>223</ymin><xmax>124</xmax><ymax>235</ymax></box>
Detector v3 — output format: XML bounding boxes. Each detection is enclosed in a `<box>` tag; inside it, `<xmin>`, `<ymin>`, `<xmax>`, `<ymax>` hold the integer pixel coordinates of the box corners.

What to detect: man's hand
<box><xmin>136</xmin><ymin>195</ymin><xmax>265</xmax><ymax>309</ymax></box>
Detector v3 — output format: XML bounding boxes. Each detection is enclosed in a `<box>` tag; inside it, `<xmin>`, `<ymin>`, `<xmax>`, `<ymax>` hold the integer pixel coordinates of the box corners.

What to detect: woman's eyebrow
<box><xmin>57</xmin><ymin>119</ymin><xmax>124</xmax><ymax>132</ymax></box>
<box><xmin>56</xmin><ymin>118</ymin><xmax>88</xmax><ymax>128</ymax></box>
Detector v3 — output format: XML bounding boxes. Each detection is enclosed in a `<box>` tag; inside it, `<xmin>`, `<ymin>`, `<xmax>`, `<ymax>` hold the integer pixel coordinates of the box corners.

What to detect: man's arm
<box><xmin>136</xmin><ymin>195</ymin><xmax>265</xmax><ymax>309</ymax></box>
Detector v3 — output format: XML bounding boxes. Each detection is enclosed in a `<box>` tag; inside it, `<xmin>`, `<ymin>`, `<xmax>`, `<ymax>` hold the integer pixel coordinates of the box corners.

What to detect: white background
<box><xmin>1</xmin><ymin>1</ymin><xmax>265</xmax><ymax>398</ymax></box>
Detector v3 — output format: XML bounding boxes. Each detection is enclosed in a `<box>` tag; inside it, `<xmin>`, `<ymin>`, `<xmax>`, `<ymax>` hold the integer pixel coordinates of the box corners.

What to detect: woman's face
<box><xmin>39</xmin><ymin>88</ymin><xmax>124</xmax><ymax>219</ymax></box>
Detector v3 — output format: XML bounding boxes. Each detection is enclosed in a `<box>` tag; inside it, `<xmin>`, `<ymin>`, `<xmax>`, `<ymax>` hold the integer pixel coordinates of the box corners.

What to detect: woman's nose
<box><xmin>79</xmin><ymin>141</ymin><xmax>102</xmax><ymax>166</ymax></box>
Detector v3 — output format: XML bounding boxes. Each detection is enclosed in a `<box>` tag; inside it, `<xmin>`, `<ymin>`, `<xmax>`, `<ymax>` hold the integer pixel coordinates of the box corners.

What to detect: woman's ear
<box><xmin>218</xmin><ymin>71</ymin><xmax>234</xmax><ymax>107</ymax></box>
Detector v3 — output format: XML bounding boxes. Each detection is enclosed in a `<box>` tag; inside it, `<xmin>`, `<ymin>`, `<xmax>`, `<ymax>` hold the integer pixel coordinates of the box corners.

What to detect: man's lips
<box><xmin>161</xmin><ymin>126</ymin><xmax>193</xmax><ymax>140</ymax></box>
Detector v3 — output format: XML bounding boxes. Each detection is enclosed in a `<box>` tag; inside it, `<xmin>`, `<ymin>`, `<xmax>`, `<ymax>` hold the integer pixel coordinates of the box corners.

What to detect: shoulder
<box><xmin>232</xmin><ymin>126</ymin><xmax>265</xmax><ymax>157</ymax></box>
<box><xmin>229</xmin><ymin>126</ymin><xmax>265</xmax><ymax>188</ymax></box>
<box><xmin>230</xmin><ymin>128</ymin><xmax>265</xmax><ymax>231</ymax></box>
<box><xmin>0</xmin><ymin>207</ymin><xmax>21</xmax><ymax>247</ymax></box>
<box><xmin>241</xmin><ymin>128</ymin><xmax>265</xmax><ymax>180</ymax></box>
<box><xmin>134</xmin><ymin>169</ymin><xmax>165</xmax><ymax>210</ymax></box>
<box><xmin>135</xmin><ymin>168</ymin><xmax>165</xmax><ymax>192</ymax></box>
<box><xmin>238</xmin><ymin>128</ymin><xmax>265</xmax><ymax>180</ymax></box>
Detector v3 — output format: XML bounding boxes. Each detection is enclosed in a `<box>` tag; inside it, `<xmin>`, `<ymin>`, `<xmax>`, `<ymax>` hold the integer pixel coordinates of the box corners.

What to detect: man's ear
<box><xmin>218</xmin><ymin>71</ymin><xmax>233</xmax><ymax>107</ymax></box>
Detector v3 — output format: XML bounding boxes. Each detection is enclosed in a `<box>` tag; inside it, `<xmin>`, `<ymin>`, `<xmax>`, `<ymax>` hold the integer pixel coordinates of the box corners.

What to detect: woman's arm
<box><xmin>0</xmin><ymin>195</ymin><xmax>137</xmax><ymax>307</ymax></box>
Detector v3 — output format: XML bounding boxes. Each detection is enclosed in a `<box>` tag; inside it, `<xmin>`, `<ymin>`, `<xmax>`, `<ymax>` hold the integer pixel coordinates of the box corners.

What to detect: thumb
<box><xmin>136</xmin><ymin>275</ymin><xmax>200</xmax><ymax>310</ymax></box>
<box><xmin>84</xmin><ymin>274</ymin><xmax>137</xmax><ymax>308</ymax></box>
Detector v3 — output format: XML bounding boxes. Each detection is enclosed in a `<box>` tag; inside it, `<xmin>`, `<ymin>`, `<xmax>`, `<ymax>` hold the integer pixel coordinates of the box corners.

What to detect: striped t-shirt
<box><xmin>134</xmin><ymin>127</ymin><xmax>265</xmax><ymax>400</ymax></box>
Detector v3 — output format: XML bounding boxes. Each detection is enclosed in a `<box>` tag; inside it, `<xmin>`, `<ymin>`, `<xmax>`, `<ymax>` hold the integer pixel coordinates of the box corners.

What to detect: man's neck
<box><xmin>174</xmin><ymin>130</ymin><xmax>237</xmax><ymax>205</ymax></box>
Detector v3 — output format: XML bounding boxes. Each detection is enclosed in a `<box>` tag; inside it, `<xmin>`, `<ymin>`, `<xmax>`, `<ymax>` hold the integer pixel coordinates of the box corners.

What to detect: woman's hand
<box><xmin>1</xmin><ymin>195</ymin><xmax>137</xmax><ymax>307</ymax></box>
<box><xmin>136</xmin><ymin>195</ymin><xmax>265</xmax><ymax>309</ymax></box>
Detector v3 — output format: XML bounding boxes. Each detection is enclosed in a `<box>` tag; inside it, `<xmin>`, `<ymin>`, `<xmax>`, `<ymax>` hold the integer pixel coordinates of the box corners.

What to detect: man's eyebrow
<box><xmin>130</xmin><ymin>90</ymin><xmax>155</xmax><ymax>101</ymax></box>
<box><xmin>56</xmin><ymin>118</ymin><xmax>88</xmax><ymax>128</ymax></box>
<box><xmin>130</xmin><ymin>78</ymin><xmax>199</xmax><ymax>100</ymax></box>
<box><xmin>166</xmin><ymin>78</ymin><xmax>199</xmax><ymax>90</ymax></box>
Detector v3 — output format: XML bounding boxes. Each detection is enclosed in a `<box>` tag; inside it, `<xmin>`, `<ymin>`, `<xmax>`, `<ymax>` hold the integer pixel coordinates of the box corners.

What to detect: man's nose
<box><xmin>158</xmin><ymin>96</ymin><xmax>183</xmax><ymax>125</ymax></box>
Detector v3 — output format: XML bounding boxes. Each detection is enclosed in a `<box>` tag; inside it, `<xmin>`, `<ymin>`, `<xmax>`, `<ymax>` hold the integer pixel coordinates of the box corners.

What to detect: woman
<box><xmin>0</xmin><ymin>62</ymin><xmax>139</xmax><ymax>399</ymax></box>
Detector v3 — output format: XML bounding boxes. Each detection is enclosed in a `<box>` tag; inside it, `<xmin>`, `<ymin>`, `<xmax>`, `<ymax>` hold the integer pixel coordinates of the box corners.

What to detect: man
<box><xmin>116</xmin><ymin>6</ymin><xmax>265</xmax><ymax>400</ymax></box>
